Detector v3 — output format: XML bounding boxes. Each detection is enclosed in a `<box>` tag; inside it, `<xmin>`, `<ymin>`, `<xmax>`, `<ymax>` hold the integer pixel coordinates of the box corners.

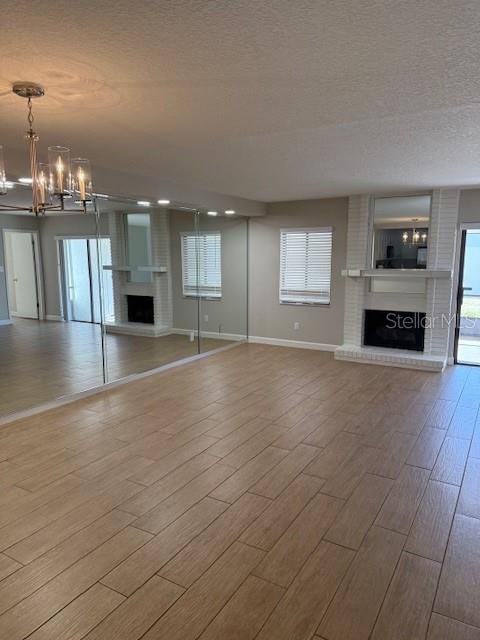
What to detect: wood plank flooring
<box><xmin>0</xmin><ymin>343</ymin><xmax>480</xmax><ymax>639</ymax></box>
<box><xmin>0</xmin><ymin>318</ymin><xmax>233</xmax><ymax>416</ymax></box>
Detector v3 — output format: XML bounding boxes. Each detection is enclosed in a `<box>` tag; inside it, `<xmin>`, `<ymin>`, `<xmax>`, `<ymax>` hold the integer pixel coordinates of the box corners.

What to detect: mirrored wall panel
<box><xmin>0</xmin><ymin>186</ymin><xmax>248</xmax><ymax>418</ymax></box>
<box><xmin>197</xmin><ymin>212</ymin><xmax>248</xmax><ymax>353</ymax></box>
<box><xmin>372</xmin><ymin>195</ymin><xmax>431</xmax><ymax>269</ymax></box>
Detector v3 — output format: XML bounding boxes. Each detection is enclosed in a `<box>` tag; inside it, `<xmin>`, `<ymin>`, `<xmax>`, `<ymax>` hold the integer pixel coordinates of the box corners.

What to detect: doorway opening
<box><xmin>59</xmin><ymin>237</ymin><xmax>114</xmax><ymax>324</ymax></box>
<box><xmin>455</xmin><ymin>228</ymin><xmax>480</xmax><ymax>365</ymax></box>
<box><xmin>3</xmin><ymin>230</ymin><xmax>42</xmax><ymax>320</ymax></box>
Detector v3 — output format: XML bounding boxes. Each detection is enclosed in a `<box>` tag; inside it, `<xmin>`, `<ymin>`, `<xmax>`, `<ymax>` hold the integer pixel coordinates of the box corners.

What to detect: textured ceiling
<box><xmin>2</xmin><ymin>0</ymin><xmax>480</xmax><ymax>203</ymax></box>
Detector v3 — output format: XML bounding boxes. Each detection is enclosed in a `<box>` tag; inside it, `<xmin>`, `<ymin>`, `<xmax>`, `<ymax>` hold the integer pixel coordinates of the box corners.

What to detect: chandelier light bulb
<box><xmin>72</xmin><ymin>158</ymin><xmax>93</xmax><ymax>202</ymax></box>
<box><xmin>48</xmin><ymin>146</ymin><xmax>71</xmax><ymax>195</ymax></box>
<box><xmin>402</xmin><ymin>231</ymin><xmax>409</xmax><ymax>243</ymax></box>
<box><xmin>37</xmin><ymin>163</ymin><xmax>52</xmax><ymax>206</ymax></box>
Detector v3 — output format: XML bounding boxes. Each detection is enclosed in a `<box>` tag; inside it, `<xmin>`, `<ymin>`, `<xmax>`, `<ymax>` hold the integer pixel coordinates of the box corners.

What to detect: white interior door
<box><xmin>5</xmin><ymin>231</ymin><xmax>39</xmax><ymax>319</ymax></box>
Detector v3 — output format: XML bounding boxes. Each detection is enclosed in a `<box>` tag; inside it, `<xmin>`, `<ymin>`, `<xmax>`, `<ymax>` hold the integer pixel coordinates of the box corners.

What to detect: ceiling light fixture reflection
<box><xmin>137</xmin><ymin>200</ymin><xmax>151</xmax><ymax>206</ymax></box>
<box><xmin>157</xmin><ymin>199</ymin><xmax>170</xmax><ymax>205</ymax></box>
<box><xmin>0</xmin><ymin>82</ymin><xmax>94</xmax><ymax>215</ymax></box>
<box><xmin>225</xmin><ymin>210</ymin><xmax>235</xmax><ymax>215</ymax></box>
<box><xmin>207</xmin><ymin>211</ymin><xmax>218</xmax><ymax>216</ymax></box>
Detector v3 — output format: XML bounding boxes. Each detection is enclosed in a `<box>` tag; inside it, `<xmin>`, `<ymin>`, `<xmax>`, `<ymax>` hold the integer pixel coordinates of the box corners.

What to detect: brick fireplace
<box><xmin>335</xmin><ymin>190</ymin><xmax>460</xmax><ymax>371</ymax></box>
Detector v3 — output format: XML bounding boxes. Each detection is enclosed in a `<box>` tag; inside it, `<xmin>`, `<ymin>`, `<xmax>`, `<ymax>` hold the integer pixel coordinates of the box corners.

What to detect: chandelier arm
<box><xmin>0</xmin><ymin>204</ymin><xmax>33</xmax><ymax>212</ymax></box>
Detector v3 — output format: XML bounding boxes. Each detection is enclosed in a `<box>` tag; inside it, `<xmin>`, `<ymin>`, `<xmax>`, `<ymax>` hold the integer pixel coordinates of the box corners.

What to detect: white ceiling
<box><xmin>2</xmin><ymin>1</ymin><xmax>480</xmax><ymax>203</ymax></box>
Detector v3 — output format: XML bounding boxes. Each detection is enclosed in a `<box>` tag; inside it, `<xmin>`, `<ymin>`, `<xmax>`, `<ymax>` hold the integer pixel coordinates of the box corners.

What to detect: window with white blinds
<box><xmin>279</xmin><ymin>227</ymin><xmax>333</xmax><ymax>304</ymax></box>
<box><xmin>181</xmin><ymin>231</ymin><xmax>222</xmax><ymax>298</ymax></box>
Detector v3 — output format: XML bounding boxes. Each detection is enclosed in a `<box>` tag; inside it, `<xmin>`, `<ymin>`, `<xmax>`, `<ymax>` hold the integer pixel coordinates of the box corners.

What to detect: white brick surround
<box><xmin>335</xmin><ymin>190</ymin><xmax>460</xmax><ymax>371</ymax></box>
<box><xmin>107</xmin><ymin>210</ymin><xmax>173</xmax><ymax>337</ymax></box>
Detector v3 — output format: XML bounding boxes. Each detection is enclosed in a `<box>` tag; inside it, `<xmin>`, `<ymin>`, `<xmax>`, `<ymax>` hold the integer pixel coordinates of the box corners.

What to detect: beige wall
<box><xmin>459</xmin><ymin>189</ymin><xmax>480</xmax><ymax>224</ymax></box>
<box><xmin>169</xmin><ymin>211</ymin><xmax>248</xmax><ymax>337</ymax></box>
<box><xmin>248</xmin><ymin>197</ymin><xmax>348</xmax><ymax>346</ymax></box>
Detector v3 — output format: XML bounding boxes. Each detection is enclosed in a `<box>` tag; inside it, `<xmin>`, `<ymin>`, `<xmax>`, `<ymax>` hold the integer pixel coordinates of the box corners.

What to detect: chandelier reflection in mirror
<box><xmin>0</xmin><ymin>82</ymin><xmax>93</xmax><ymax>215</ymax></box>
<box><xmin>402</xmin><ymin>218</ymin><xmax>428</xmax><ymax>245</ymax></box>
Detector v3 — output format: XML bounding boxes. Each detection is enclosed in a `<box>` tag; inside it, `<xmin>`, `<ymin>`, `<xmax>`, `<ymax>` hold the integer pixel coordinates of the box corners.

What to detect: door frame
<box><xmin>2</xmin><ymin>228</ymin><xmax>45</xmax><ymax>321</ymax></box>
<box><xmin>453</xmin><ymin>222</ymin><xmax>480</xmax><ymax>365</ymax></box>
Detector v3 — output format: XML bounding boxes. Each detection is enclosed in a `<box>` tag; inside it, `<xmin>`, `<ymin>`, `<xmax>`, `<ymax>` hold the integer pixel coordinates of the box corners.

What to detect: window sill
<box><xmin>279</xmin><ymin>301</ymin><xmax>330</xmax><ymax>307</ymax></box>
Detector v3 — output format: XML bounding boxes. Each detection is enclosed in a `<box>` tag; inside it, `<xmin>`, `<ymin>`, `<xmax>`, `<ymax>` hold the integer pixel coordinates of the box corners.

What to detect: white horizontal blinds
<box><xmin>182</xmin><ymin>232</ymin><xmax>222</xmax><ymax>297</ymax></box>
<box><xmin>279</xmin><ymin>227</ymin><xmax>333</xmax><ymax>304</ymax></box>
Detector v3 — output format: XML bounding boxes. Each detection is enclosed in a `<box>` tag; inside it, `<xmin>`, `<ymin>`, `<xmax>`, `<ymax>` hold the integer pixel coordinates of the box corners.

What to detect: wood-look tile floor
<box><xmin>0</xmin><ymin>343</ymin><xmax>480</xmax><ymax>640</ymax></box>
<box><xmin>0</xmin><ymin>318</ymin><xmax>233</xmax><ymax>416</ymax></box>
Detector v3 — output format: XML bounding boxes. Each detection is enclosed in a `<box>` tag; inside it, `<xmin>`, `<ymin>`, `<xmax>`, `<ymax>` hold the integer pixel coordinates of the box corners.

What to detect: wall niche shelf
<box><xmin>341</xmin><ymin>269</ymin><xmax>452</xmax><ymax>280</ymax></box>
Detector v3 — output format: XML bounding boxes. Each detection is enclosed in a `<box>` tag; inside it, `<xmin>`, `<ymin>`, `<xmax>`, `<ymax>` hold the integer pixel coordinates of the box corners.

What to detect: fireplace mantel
<box><xmin>341</xmin><ymin>268</ymin><xmax>452</xmax><ymax>279</ymax></box>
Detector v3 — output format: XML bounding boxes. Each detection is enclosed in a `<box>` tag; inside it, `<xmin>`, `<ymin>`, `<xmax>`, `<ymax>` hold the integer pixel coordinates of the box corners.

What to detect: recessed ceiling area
<box><xmin>2</xmin><ymin>1</ymin><xmax>480</xmax><ymax>203</ymax></box>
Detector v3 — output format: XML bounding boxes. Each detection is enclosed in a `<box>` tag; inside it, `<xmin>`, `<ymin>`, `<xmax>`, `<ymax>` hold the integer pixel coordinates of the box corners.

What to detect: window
<box><xmin>181</xmin><ymin>231</ymin><xmax>222</xmax><ymax>298</ymax></box>
<box><xmin>279</xmin><ymin>227</ymin><xmax>333</xmax><ymax>304</ymax></box>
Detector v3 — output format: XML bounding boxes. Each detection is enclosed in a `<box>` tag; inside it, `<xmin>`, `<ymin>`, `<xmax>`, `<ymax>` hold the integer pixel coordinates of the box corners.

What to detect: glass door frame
<box><xmin>454</xmin><ymin>223</ymin><xmax>480</xmax><ymax>366</ymax></box>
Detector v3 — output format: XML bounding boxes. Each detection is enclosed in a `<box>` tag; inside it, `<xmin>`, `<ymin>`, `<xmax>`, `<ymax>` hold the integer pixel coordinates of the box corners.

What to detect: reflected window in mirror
<box><xmin>372</xmin><ymin>195</ymin><xmax>431</xmax><ymax>270</ymax></box>
<box><xmin>181</xmin><ymin>231</ymin><xmax>222</xmax><ymax>298</ymax></box>
<box><xmin>125</xmin><ymin>213</ymin><xmax>152</xmax><ymax>283</ymax></box>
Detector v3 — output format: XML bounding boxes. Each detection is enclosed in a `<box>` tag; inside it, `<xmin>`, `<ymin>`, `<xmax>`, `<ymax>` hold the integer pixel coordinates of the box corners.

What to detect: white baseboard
<box><xmin>0</xmin><ymin>319</ymin><xmax>12</xmax><ymax>326</ymax></box>
<box><xmin>46</xmin><ymin>315</ymin><xmax>64</xmax><ymax>322</ymax></box>
<box><xmin>447</xmin><ymin>356</ymin><xmax>455</xmax><ymax>366</ymax></box>
<box><xmin>248</xmin><ymin>335</ymin><xmax>339</xmax><ymax>352</ymax></box>
<box><xmin>172</xmin><ymin>329</ymin><xmax>246</xmax><ymax>342</ymax></box>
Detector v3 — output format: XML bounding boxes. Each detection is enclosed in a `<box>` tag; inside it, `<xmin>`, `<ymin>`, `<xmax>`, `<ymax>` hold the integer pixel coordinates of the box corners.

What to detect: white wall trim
<box><xmin>0</xmin><ymin>319</ymin><xmax>12</xmax><ymax>326</ymax></box>
<box><xmin>248</xmin><ymin>335</ymin><xmax>339</xmax><ymax>352</ymax></box>
<box><xmin>45</xmin><ymin>314</ymin><xmax>64</xmax><ymax>322</ymax></box>
<box><xmin>171</xmin><ymin>328</ymin><xmax>245</xmax><ymax>342</ymax></box>
<box><xmin>0</xmin><ymin>340</ymin><xmax>244</xmax><ymax>427</ymax></box>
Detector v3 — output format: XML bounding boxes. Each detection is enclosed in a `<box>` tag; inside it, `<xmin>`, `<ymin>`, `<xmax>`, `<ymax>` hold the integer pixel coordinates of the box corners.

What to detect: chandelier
<box><xmin>402</xmin><ymin>218</ymin><xmax>427</xmax><ymax>245</ymax></box>
<box><xmin>0</xmin><ymin>82</ymin><xmax>93</xmax><ymax>215</ymax></box>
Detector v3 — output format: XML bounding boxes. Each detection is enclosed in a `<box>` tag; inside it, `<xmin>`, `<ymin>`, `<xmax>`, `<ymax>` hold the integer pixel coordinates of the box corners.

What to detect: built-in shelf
<box><xmin>103</xmin><ymin>265</ymin><xmax>167</xmax><ymax>273</ymax></box>
<box><xmin>341</xmin><ymin>268</ymin><xmax>452</xmax><ymax>279</ymax></box>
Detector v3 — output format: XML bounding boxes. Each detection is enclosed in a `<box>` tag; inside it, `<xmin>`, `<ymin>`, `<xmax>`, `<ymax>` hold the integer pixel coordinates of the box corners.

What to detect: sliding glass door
<box><xmin>61</xmin><ymin>237</ymin><xmax>113</xmax><ymax>324</ymax></box>
<box><xmin>456</xmin><ymin>228</ymin><xmax>480</xmax><ymax>365</ymax></box>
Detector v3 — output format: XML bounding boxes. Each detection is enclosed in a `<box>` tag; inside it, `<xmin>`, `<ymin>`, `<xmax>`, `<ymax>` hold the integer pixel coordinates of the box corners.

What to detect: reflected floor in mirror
<box><xmin>0</xmin><ymin>318</ymin><xmax>235</xmax><ymax>417</ymax></box>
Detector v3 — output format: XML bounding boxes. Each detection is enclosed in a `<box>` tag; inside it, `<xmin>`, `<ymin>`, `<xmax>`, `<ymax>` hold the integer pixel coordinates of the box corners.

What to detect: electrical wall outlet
<box><xmin>189</xmin><ymin>331</ymin><xmax>195</xmax><ymax>342</ymax></box>
<box><xmin>294</xmin><ymin>322</ymin><xmax>300</xmax><ymax>331</ymax></box>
